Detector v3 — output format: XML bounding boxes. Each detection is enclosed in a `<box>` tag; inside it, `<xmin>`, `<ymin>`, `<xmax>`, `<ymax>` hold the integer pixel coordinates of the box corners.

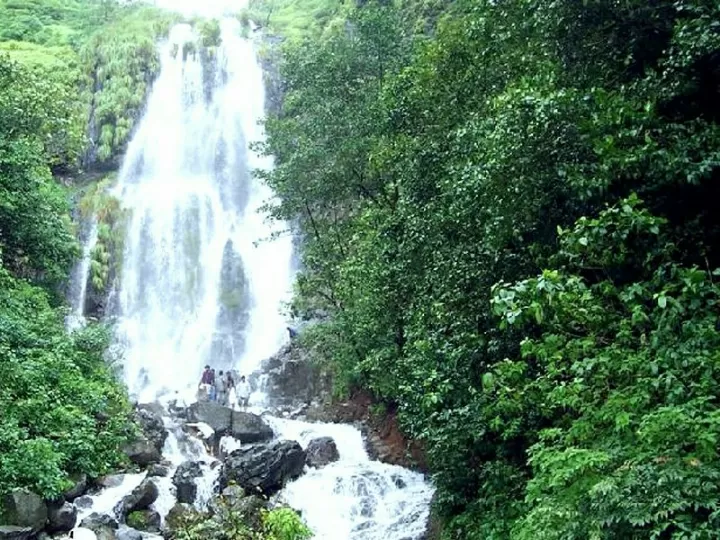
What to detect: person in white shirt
<box><xmin>237</xmin><ymin>375</ymin><xmax>251</xmax><ymax>409</ymax></box>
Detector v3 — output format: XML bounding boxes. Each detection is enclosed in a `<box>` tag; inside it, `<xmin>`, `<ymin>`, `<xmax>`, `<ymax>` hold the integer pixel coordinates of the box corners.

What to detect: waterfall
<box><xmin>114</xmin><ymin>20</ymin><xmax>293</xmax><ymax>404</ymax></box>
<box><xmin>91</xmin><ymin>9</ymin><xmax>434</xmax><ymax>539</ymax></box>
<box><xmin>66</xmin><ymin>216</ymin><xmax>98</xmax><ymax>331</ymax></box>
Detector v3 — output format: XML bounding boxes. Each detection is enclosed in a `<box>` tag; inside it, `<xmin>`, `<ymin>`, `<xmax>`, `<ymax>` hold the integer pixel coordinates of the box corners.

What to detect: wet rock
<box><xmin>219</xmin><ymin>440</ymin><xmax>306</xmax><ymax>496</ymax></box>
<box><xmin>187</xmin><ymin>401</ymin><xmax>232</xmax><ymax>435</ymax></box>
<box><xmin>173</xmin><ymin>461</ymin><xmax>203</xmax><ymax>504</ymax></box>
<box><xmin>123</xmin><ymin>438</ymin><xmax>161</xmax><ymax>467</ymax></box>
<box><xmin>79</xmin><ymin>513</ymin><xmax>118</xmax><ymax>540</ymax></box>
<box><xmin>212</xmin><ymin>240</ymin><xmax>251</xmax><ymax>366</ymax></box>
<box><xmin>305</xmin><ymin>437</ymin><xmax>340</xmax><ymax>468</ymax></box>
<box><xmin>392</xmin><ymin>474</ymin><xmax>407</xmax><ymax>489</ymax></box>
<box><xmin>117</xmin><ymin>479</ymin><xmax>158</xmax><ymax>515</ymax></box>
<box><xmin>124</xmin><ymin>406</ymin><xmax>167</xmax><ymax>466</ymax></box>
<box><xmin>126</xmin><ymin>510</ymin><xmax>160</xmax><ymax>533</ymax></box>
<box><xmin>74</xmin><ymin>496</ymin><xmax>93</xmax><ymax>510</ymax></box>
<box><xmin>116</xmin><ymin>527</ymin><xmax>143</xmax><ymax>540</ymax></box>
<box><xmin>136</xmin><ymin>406</ymin><xmax>168</xmax><ymax>451</ymax></box>
<box><xmin>63</xmin><ymin>473</ymin><xmax>88</xmax><ymax>502</ymax></box>
<box><xmin>46</xmin><ymin>500</ymin><xmax>77</xmax><ymax>533</ymax></box>
<box><xmin>259</xmin><ymin>343</ymin><xmax>332</xmax><ymax>407</ymax></box>
<box><xmin>0</xmin><ymin>527</ymin><xmax>34</xmax><ymax>540</ymax></box>
<box><xmin>0</xmin><ymin>490</ymin><xmax>47</xmax><ymax>531</ymax></box>
<box><xmin>146</xmin><ymin>462</ymin><xmax>170</xmax><ymax>477</ymax></box>
<box><xmin>230</xmin><ymin>411</ymin><xmax>274</xmax><ymax>443</ymax></box>
<box><xmin>95</xmin><ymin>475</ymin><xmax>124</xmax><ymax>489</ymax></box>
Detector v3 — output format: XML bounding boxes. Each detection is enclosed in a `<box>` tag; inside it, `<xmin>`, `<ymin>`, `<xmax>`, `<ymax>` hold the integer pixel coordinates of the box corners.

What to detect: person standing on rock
<box><xmin>198</xmin><ymin>365</ymin><xmax>213</xmax><ymax>402</ymax></box>
<box><xmin>237</xmin><ymin>375</ymin><xmax>251</xmax><ymax>409</ymax></box>
<box><xmin>209</xmin><ymin>368</ymin><xmax>217</xmax><ymax>401</ymax></box>
<box><xmin>216</xmin><ymin>370</ymin><xmax>228</xmax><ymax>406</ymax></box>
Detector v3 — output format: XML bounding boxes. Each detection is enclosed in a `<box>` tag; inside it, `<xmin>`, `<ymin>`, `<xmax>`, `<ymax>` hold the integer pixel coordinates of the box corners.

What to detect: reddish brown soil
<box><xmin>318</xmin><ymin>389</ymin><xmax>428</xmax><ymax>472</ymax></box>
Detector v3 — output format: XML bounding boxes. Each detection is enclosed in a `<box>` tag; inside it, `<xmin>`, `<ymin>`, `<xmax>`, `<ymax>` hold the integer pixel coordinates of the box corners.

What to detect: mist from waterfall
<box><xmin>114</xmin><ymin>20</ymin><xmax>293</xmax><ymax>403</ymax></box>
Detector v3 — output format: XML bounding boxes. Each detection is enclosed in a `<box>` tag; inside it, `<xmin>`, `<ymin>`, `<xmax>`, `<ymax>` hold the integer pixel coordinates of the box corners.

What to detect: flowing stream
<box><xmin>70</xmin><ymin>7</ymin><xmax>433</xmax><ymax>539</ymax></box>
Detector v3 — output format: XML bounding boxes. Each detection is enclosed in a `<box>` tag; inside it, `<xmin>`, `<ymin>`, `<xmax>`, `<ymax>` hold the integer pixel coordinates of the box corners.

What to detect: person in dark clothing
<box><xmin>286</xmin><ymin>326</ymin><xmax>298</xmax><ymax>339</ymax></box>
<box><xmin>200</xmin><ymin>365</ymin><xmax>213</xmax><ymax>385</ymax></box>
<box><xmin>198</xmin><ymin>365</ymin><xmax>213</xmax><ymax>401</ymax></box>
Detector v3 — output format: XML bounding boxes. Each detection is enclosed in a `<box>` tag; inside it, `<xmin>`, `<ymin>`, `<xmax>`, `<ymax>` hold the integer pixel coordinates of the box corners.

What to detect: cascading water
<box><xmin>75</xmin><ymin>6</ymin><xmax>433</xmax><ymax>538</ymax></box>
<box><xmin>66</xmin><ymin>216</ymin><xmax>98</xmax><ymax>331</ymax></box>
<box><xmin>114</xmin><ymin>20</ymin><xmax>293</xmax><ymax>404</ymax></box>
<box><xmin>267</xmin><ymin>418</ymin><xmax>434</xmax><ymax>540</ymax></box>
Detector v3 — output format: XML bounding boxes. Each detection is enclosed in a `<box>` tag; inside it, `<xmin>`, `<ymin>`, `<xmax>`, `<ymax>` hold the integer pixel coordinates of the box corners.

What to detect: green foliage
<box><xmin>79</xmin><ymin>6</ymin><xmax>180</xmax><ymax>165</ymax></box>
<box><xmin>170</xmin><ymin>497</ymin><xmax>311</xmax><ymax>540</ymax></box>
<box><xmin>0</xmin><ymin>264</ymin><xmax>133</xmax><ymax>498</ymax></box>
<box><xmin>0</xmin><ymin>0</ymin><xmax>181</xmax><ymax>169</ymax></box>
<box><xmin>261</xmin><ymin>0</ymin><xmax>720</xmax><ymax>537</ymax></box>
<box><xmin>261</xmin><ymin>508</ymin><xmax>312</xmax><ymax>540</ymax></box>
<box><xmin>0</xmin><ymin>55</ymin><xmax>79</xmax><ymax>286</ymax></box>
<box><xmin>198</xmin><ymin>18</ymin><xmax>222</xmax><ymax>48</ymax></box>
<box><xmin>247</xmin><ymin>0</ymin><xmax>342</xmax><ymax>41</ymax></box>
<box><xmin>79</xmin><ymin>176</ymin><xmax>127</xmax><ymax>293</ymax></box>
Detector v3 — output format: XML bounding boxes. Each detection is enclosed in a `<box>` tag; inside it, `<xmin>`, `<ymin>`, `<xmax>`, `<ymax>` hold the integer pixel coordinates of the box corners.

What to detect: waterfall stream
<box><xmin>68</xmin><ymin>7</ymin><xmax>433</xmax><ymax>539</ymax></box>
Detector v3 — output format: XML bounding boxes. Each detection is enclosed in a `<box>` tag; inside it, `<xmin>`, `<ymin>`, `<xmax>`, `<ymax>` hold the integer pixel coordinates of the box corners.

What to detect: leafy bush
<box><xmin>0</xmin><ymin>55</ymin><xmax>79</xmax><ymax>285</ymax></box>
<box><xmin>0</xmin><ymin>264</ymin><xmax>133</xmax><ymax>498</ymax></box>
<box><xmin>262</xmin><ymin>508</ymin><xmax>312</xmax><ymax>540</ymax></box>
<box><xmin>169</xmin><ymin>497</ymin><xmax>312</xmax><ymax>540</ymax></box>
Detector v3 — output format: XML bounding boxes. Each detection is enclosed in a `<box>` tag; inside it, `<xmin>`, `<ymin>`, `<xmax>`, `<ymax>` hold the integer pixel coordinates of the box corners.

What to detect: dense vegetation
<box><xmin>0</xmin><ymin>53</ymin><xmax>133</xmax><ymax>499</ymax></box>
<box><xmin>0</xmin><ymin>0</ymin><xmax>178</xmax><ymax>169</ymax></box>
<box><xmin>0</xmin><ymin>0</ymin><xmax>175</xmax><ymax>500</ymax></box>
<box><xmin>260</xmin><ymin>0</ymin><xmax>720</xmax><ymax>537</ymax></box>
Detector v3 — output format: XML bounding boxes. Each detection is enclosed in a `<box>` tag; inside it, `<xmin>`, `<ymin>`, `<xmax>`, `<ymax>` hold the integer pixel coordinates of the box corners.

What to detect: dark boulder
<box><xmin>0</xmin><ymin>527</ymin><xmax>34</xmax><ymax>540</ymax></box>
<box><xmin>305</xmin><ymin>437</ymin><xmax>340</xmax><ymax>468</ymax></box>
<box><xmin>126</xmin><ymin>510</ymin><xmax>161</xmax><ymax>533</ymax></box>
<box><xmin>124</xmin><ymin>406</ymin><xmax>167</xmax><ymax>466</ymax></box>
<box><xmin>172</xmin><ymin>461</ymin><xmax>203</xmax><ymax>504</ymax></box>
<box><xmin>116</xmin><ymin>479</ymin><xmax>158</xmax><ymax>516</ymax></box>
<box><xmin>0</xmin><ymin>490</ymin><xmax>47</xmax><ymax>532</ymax></box>
<box><xmin>259</xmin><ymin>344</ymin><xmax>332</xmax><ymax>407</ymax></box>
<box><xmin>187</xmin><ymin>401</ymin><xmax>232</xmax><ymax>435</ymax></box>
<box><xmin>123</xmin><ymin>438</ymin><xmax>161</xmax><ymax>467</ymax></box>
<box><xmin>63</xmin><ymin>473</ymin><xmax>88</xmax><ymax>502</ymax></box>
<box><xmin>135</xmin><ymin>406</ymin><xmax>168</xmax><ymax>452</ymax></box>
<box><xmin>46</xmin><ymin>500</ymin><xmax>77</xmax><ymax>533</ymax></box>
<box><xmin>219</xmin><ymin>440</ymin><xmax>306</xmax><ymax>496</ymax></box>
<box><xmin>147</xmin><ymin>462</ymin><xmax>171</xmax><ymax>477</ymax></box>
<box><xmin>230</xmin><ymin>411</ymin><xmax>274</xmax><ymax>443</ymax></box>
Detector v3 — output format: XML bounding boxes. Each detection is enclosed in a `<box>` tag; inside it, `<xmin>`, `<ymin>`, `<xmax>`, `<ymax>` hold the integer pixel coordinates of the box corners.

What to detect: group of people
<box><xmin>198</xmin><ymin>365</ymin><xmax>251</xmax><ymax>408</ymax></box>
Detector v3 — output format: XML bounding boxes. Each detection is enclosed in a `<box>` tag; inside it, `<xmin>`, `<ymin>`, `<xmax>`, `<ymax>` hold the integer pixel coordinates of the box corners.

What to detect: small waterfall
<box><xmin>66</xmin><ymin>217</ymin><xmax>99</xmax><ymax>331</ymax></box>
<box><xmin>268</xmin><ymin>418</ymin><xmax>434</xmax><ymax>540</ymax></box>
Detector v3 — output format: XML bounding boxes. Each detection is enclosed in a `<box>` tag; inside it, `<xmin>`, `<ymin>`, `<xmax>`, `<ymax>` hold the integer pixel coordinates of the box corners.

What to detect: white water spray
<box><xmin>268</xmin><ymin>417</ymin><xmax>434</xmax><ymax>540</ymax></box>
<box><xmin>114</xmin><ymin>20</ymin><xmax>293</xmax><ymax>403</ymax></box>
